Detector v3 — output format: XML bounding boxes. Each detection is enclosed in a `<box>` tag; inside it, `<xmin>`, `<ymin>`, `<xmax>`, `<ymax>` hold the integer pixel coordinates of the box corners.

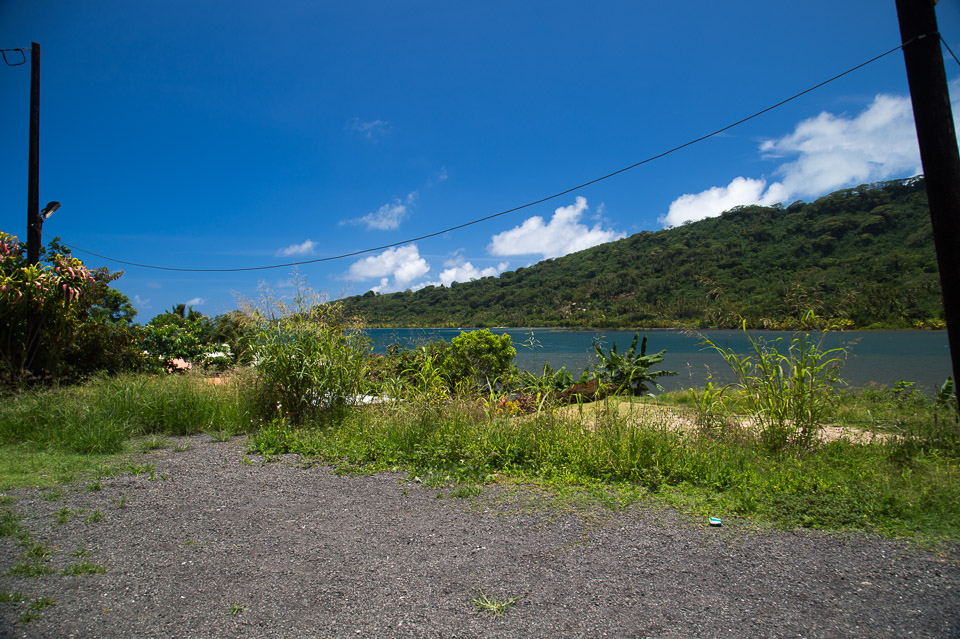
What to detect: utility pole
<box><xmin>27</xmin><ymin>41</ymin><xmax>40</xmax><ymax>266</ymax></box>
<box><xmin>896</xmin><ymin>0</ymin><xmax>960</xmax><ymax>400</ymax></box>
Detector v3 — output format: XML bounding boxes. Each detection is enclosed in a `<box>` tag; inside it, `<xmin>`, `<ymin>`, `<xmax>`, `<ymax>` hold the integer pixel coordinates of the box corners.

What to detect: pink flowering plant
<box><xmin>0</xmin><ymin>231</ymin><xmax>134</xmax><ymax>384</ymax></box>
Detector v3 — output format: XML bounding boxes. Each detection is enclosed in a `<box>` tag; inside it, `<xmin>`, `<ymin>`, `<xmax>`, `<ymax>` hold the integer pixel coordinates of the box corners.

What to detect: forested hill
<box><xmin>339</xmin><ymin>177</ymin><xmax>942</xmax><ymax>330</ymax></box>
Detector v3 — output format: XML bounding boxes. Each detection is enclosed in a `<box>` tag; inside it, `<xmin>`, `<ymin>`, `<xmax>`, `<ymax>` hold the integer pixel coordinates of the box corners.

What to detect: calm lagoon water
<box><xmin>365</xmin><ymin>328</ymin><xmax>953</xmax><ymax>393</ymax></box>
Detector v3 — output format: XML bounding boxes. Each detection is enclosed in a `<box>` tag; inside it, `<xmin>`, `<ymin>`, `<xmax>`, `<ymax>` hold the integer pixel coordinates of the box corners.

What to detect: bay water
<box><xmin>364</xmin><ymin>328</ymin><xmax>952</xmax><ymax>393</ymax></box>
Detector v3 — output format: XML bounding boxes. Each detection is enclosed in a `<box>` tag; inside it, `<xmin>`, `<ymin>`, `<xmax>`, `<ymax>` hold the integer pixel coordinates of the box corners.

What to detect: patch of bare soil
<box><xmin>555</xmin><ymin>399</ymin><xmax>893</xmax><ymax>444</ymax></box>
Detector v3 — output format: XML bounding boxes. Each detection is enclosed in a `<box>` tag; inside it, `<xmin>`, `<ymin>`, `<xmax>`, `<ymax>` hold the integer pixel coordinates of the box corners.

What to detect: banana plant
<box><xmin>593</xmin><ymin>332</ymin><xmax>676</xmax><ymax>396</ymax></box>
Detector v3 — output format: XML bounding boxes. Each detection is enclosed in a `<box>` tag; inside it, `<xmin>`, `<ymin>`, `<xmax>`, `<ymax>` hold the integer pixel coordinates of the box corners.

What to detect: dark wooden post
<box><xmin>896</xmin><ymin>0</ymin><xmax>960</xmax><ymax>400</ymax></box>
<box><xmin>27</xmin><ymin>41</ymin><xmax>40</xmax><ymax>266</ymax></box>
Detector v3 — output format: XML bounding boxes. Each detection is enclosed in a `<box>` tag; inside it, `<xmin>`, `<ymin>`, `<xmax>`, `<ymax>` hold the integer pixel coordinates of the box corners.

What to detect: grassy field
<box><xmin>3</xmin><ymin>370</ymin><xmax>956</xmax><ymax>545</ymax></box>
<box><xmin>0</xmin><ymin>373</ymin><xmax>256</xmax><ymax>488</ymax></box>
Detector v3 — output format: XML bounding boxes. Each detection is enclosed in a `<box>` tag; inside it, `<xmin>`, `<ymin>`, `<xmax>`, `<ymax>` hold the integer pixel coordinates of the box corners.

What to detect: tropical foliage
<box><xmin>0</xmin><ymin>232</ymin><xmax>147</xmax><ymax>385</ymax></box>
<box><xmin>593</xmin><ymin>332</ymin><xmax>677</xmax><ymax>396</ymax></box>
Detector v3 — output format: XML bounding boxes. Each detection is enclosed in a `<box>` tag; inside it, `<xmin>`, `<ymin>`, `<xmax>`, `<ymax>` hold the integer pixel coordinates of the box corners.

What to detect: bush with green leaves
<box><xmin>140</xmin><ymin>322</ymin><xmax>205</xmax><ymax>366</ymax></box>
<box><xmin>140</xmin><ymin>304</ymin><xmax>245</xmax><ymax>370</ymax></box>
<box><xmin>441</xmin><ymin>329</ymin><xmax>516</xmax><ymax>390</ymax></box>
<box><xmin>593</xmin><ymin>332</ymin><xmax>676</xmax><ymax>396</ymax></box>
<box><xmin>244</xmin><ymin>278</ymin><xmax>371</xmax><ymax>423</ymax></box>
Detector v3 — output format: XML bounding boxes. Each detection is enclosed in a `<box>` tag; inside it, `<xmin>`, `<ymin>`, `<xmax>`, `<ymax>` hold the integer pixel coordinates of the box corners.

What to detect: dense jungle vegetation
<box><xmin>340</xmin><ymin>177</ymin><xmax>941</xmax><ymax>330</ymax></box>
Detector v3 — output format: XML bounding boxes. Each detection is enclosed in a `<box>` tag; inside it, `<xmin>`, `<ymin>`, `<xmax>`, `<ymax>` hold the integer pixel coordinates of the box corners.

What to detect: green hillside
<box><xmin>340</xmin><ymin>177</ymin><xmax>943</xmax><ymax>330</ymax></box>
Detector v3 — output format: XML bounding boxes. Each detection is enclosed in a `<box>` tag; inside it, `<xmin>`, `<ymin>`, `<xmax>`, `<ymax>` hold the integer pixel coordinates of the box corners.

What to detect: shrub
<box><xmin>243</xmin><ymin>276</ymin><xmax>370</xmax><ymax>423</ymax></box>
<box><xmin>0</xmin><ymin>232</ymin><xmax>143</xmax><ymax>385</ymax></box>
<box><xmin>441</xmin><ymin>329</ymin><xmax>516</xmax><ymax>390</ymax></box>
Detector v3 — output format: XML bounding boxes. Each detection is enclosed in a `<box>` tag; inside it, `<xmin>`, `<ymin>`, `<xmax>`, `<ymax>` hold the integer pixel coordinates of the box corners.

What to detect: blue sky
<box><xmin>2</xmin><ymin>1</ymin><xmax>959</xmax><ymax>322</ymax></box>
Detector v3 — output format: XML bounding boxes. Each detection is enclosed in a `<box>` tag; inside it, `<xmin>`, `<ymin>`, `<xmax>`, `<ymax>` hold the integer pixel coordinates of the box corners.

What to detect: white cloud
<box><xmin>350</xmin><ymin>118</ymin><xmax>391</xmax><ymax>141</ymax></box>
<box><xmin>661</xmin><ymin>177</ymin><xmax>784</xmax><ymax>227</ymax></box>
<box><xmin>416</xmin><ymin>256</ymin><xmax>510</xmax><ymax>289</ymax></box>
<box><xmin>344</xmin><ymin>192</ymin><xmax>418</xmax><ymax>231</ymax></box>
<box><xmin>660</xmin><ymin>88</ymin><xmax>960</xmax><ymax>227</ymax></box>
<box><xmin>133</xmin><ymin>295</ymin><xmax>151</xmax><ymax>307</ymax></box>
<box><xmin>762</xmin><ymin>93</ymin><xmax>922</xmax><ymax>198</ymax></box>
<box><xmin>488</xmin><ymin>196</ymin><xmax>625</xmax><ymax>259</ymax></box>
<box><xmin>186</xmin><ymin>297</ymin><xmax>206</xmax><ymax>306</ymax></box>
<box><xmin>345</xmin><ymin>244</ymin><xmax>430</xmax><ymax>293</ymax></box>
<box><xmin>277</xmin><ymin>239</ymin><xmax>317</xmax><ymax>257</ymax></box>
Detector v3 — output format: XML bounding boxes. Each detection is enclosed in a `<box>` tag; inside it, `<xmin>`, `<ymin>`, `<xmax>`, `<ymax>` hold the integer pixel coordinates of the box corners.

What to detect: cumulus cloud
<box><xmin>345</xmin><ymin>244</ymin><xmax>430</xmax><ymax>293</ymax></box>
<box><xmin>488</xmin><ymin>196</ymin><xmax>625</xmax><ymax>259</ymax></box>
<box><xmin>186</xmin><ymin>297</ymin><xmax>206</xmax><ymax>306</ymax></box>
<box><xmin>277</xmin><ymin>239</ymin><xmax>317</xmax><ymax>257</ymax></box>
<box><xmin>661</xmin><ymin>177</ymin><xmax>784</xmax><ymax>227</ymax></box>
<box><xmin>133</xmin><ymin>295</ymin><xmax>151</xmax><ymax>308</ymax></box>
<box><xmin>350</xmin><ymin>118</ymin><xmax>391</xmax><ymax>141</ymax></box>
<box><xmin>344</xmin><ymin>192</ymin><xmax>418</xmax><ymax>231</ymax></box>
<box><xmin>415</xmin><ymin>255</ymin><xmax>510</xmax><ymax>289</ymax></box>
<box><xmin>762</xmin><ymin>93</ymin><xmax>922</xmax><ymax>197</ymax></box>
<box><xmin>659</xmin><ymin>88</ymin><xmax>960</xmax><ymax>227</ymax></box>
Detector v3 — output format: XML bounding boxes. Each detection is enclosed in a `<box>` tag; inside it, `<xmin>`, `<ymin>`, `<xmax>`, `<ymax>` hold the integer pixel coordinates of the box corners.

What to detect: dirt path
<box><xmin>0</xmin><ymin>434</ymin><xmax>958</xmax><ymax>638</ymax></box>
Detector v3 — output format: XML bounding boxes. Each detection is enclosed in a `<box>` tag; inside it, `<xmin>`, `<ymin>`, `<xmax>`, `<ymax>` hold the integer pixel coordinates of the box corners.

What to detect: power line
<box><xmin>942</xmin><ymin>35</ymin><xmax>960</xmax><ymax>68</ymax></box>
<box><xmin>53</xmin><ymin>39</ymin><xmax>915</xmax><ymax>273</ymax></box>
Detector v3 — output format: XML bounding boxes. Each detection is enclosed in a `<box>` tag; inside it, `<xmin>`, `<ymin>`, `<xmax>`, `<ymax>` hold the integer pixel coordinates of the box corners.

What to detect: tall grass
<box><xmin>241</xmin><ymin>276</ymin><xmax>370</xmax><ymax>423</ymax></box>
<box><xmin>699</xmin><ymin>322</ymin><xmax>846</xmax><ymax>450</ymax></box>
<box><xmin>0</xmin><ymin>373</ymin><xmax>256</xmax><ymax>454</ymax></box>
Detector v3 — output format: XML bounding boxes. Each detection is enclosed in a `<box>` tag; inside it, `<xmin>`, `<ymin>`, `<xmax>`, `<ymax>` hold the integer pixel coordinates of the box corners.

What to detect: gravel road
<box><xmin>0</xmin><ymin>434</ymin><xmax>958</xmax><ymax>638</ymax></box>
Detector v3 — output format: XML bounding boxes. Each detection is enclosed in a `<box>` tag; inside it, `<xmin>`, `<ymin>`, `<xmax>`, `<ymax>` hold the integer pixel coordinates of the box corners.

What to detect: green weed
<box><xmin>0</xmin><ymin>591</ymin><xmax>28</xmax><ymax>604</ymax></box>
<box><xmin>18</xmin><ymin>609</ymin><xmax>41</xmax><ymax>623</ymax></box>
<box><xmin>40</xmin><ymin>489</ymin><xmax>63</xmax><ymax>502</ymax></box>
<box><xmin>227</xmin><ymin>603</ymin><xmax>244</xmax><ymax>616</ymax></box>
<box><xmin>0</xmin><ymin>508</ymin><xmax>20</xmax><ymax>537</ymax></box>
<box><xmin>207</xmin><ymin>429</ymin><xmax>233</xmax><ymax>442</ymax></box>
<box><xmin>24</xmin><ymin>544</ymin><xmax>51</xmax><ymax>560</ymax></box>
<box><xmin>472</xmin><ymin>590</ymin><xmax>522</xmax><ymax>617</ymax></box>
<box><xmin>62</xmin><ymin>561</ymin><xmax>106</xmax><ymax>576</ymax></box>
<box><xmin>139</xmin><ymin>435</ymin><xmax>169</xmax><ymax>452</ymax></box>
<box><xmin>86</xmin><ymin>510</ymin><xmax>103</xmax><ymax>523</ymax></box>
<box><xmin>28</xmin><ymin>597</ymin><xmax>56</xmax><ymax>611</ymax></box>
<box><xmin>6</xmin><ymin>562</ymin><xmax>54</xmax><ymax>577</ymax></box>
<box><xmin>450</xmin><ymin>484</ymin><xmax>483</xmax><ymax>499</ymax></box>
